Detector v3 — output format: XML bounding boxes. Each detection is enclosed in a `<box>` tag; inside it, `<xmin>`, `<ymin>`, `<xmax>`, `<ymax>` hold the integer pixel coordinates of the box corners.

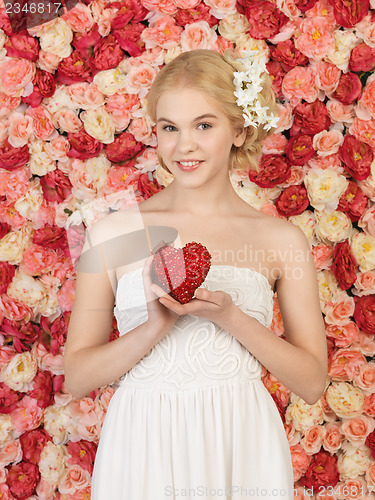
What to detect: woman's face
<box><xmin>155</xmin><ymin>87</ymin><xmax>246</xmax><ymax>182</ymax></box>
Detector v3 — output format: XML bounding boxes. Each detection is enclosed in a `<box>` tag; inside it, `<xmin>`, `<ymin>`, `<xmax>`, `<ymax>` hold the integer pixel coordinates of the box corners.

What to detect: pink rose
<box><xmin>353</xmin><ymin>270</ymin><xmax>375</xmax><ymax>295</ymax></box>
<box><xmin>312</xmin><ymin>244</ymin><xmax>334</xmax><ymax>271</ymax></box>
<box><xmin>313</xmin><ymin>129</ymin><xmax>344</xmax><ymax>156</ymax></box>
<box><xmin>364</xmin><ymin>393</ymin><xmax>375</xmax><ymax>416</ymax></box>
<box><xmin>354</xmin><ymin>362</ymin><xmax>375</xmax><ymax>394</ymax></box>
<box><xmin>294</xmin><ymin>17</ymin><xmax>335</xmax><ymax>62</ymax></box>
<box><xmin>261</xmin><ymin>133</ymin><xmax>288</xmax><ymax>154</ymax></box>
<box><xmin>290</xmin><ymin>444</ymin><xmax>311</xmax><ymax>481</ymax></box>
<box><xmin>21</xmin><ymin>244</ymin><xmax>59</xmax><ymax>276</ymax></box>
<box><xmin>300</xmin><ymin>424</ymin><xmax>325</xmax><ymax>454</ymax></box>
<box><xmin>325</xmin><ymin>321</ymin><xmax>359</xmax><ymax>348</ymax></box>
<box><xmin>326</xmin><ymin>99</ymin><xmax>355</xmax><ymax>124</ymax></box>
<box><xmin>328</xmin><ymin>347</ymin><xmax>367</xmax><ymax>380</ymax></box>
<box><xmin>125</xmin><ymin>62</ymin><xmax>157</xmax><ymax>96</ymax></box>
<box><xmin>0</xmin><ymin>58</ymin><xmax>35</xmax><ymax>97</ymax></box>
<box><xmin>11</xmin><ymin>395</ymin><xmax>43</xmax><ymax>435</ymax></box>
<box><xmin>67</xmin><ymin>82</ymin><xmax>105</xmax><ymax>110</ymax></box>
<box><xmin>324</xmin><ymin>292</ymin><xmax>355</xmax><ymax>326</ymax></box>
<box><xmin>58</xmin><ymin>279</ymin><xmax>76</xmax><ymax>312</ymax></box>
<box><xmin>62</xmin><ymin>2</ymin><xmax>94</xmax><ymax>32</ymax></box>
<box><xmin>37</xmin><ymin>50</ymin><xmax>62</xmax><ymax>73</ymax></box>
<box><xmin>141</xmin><ymin>16</ymin><xmax>183</xmax><ymax>49</ymax></box>
<box><xmin>322</xmin><ymin>422</ymin><xmax>343</xmax><ymax>453</ymax></box>
<box><xmin>282</xmin><ymin>66</ymin><xmax>319</xmax><ymax>104</ymax></box>
<box><xmin>180</xmin><ymin>20</ymin><xmax>217</xmax><ymax>51</ymax></box>
<box><xmin>52</xmin><ymin>109</ymin><xmax>82</xmax><ymax>134</ymax></box>
<box><xmin>315</xmin><ymin>61</ymin><xmax>341</xmax><ymax>94</ymax></box>
<box><xmin>26</xmin><ymin>105</ymin><xmax>56</xmax><ymax>140</ymax></box>
<box><xmin>141</xmin><ymin>0</ymin><xmax>177</xmax><ymax>14</ymax></box>
<box><xmin>341</xmin><ymin>415</ymin><xmax>375</xmax><ymax>447</ymax></box>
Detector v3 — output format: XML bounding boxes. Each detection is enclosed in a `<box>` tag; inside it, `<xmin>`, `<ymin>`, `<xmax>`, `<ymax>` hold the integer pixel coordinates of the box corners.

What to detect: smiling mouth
<box><xmin>176</xmin><ymin>161</ymin><xmax>203</xmax><ymax>170</ymax></box>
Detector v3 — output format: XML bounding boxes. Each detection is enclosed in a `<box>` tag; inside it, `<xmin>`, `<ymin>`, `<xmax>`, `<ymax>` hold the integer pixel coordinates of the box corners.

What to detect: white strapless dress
<box><xmin>91</xmin><ymin>265</ymin><xmax>294</xmax><ymax>500</ymax></box>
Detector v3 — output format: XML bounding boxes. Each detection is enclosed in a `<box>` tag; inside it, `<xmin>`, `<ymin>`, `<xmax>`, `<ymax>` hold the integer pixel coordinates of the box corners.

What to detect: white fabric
<box><xmin>91</xmin><ymin>265</ymin><xmax>294</xmax><ymax>499</ymax></box>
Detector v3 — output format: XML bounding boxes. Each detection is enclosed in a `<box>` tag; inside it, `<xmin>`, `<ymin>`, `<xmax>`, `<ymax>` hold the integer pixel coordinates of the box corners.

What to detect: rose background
<box><xmin>0</xmin><ymin>0</ymin><xmax>375</xmax><ymax>497</ymax></box>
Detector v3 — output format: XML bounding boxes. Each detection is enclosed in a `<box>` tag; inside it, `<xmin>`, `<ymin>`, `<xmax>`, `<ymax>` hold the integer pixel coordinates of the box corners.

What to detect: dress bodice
<box><xmin>113</xmin><ymin>265</ymin><xmax>274</xmax><ymax>390</ymax></box>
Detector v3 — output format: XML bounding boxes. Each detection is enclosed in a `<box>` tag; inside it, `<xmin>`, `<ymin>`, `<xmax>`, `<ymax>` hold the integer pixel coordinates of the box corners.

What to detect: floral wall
<box><xmin>0</xmin><ymin>0</ymin><xmax>375</xmax><ymax>497</ymax></box>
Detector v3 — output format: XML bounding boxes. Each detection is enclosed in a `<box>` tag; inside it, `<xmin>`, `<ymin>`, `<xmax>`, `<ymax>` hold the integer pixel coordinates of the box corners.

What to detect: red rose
<box><xmin>270</xmin><ymin>40</ymin><xmax>309</xmax><ymax>72</ymax></box>
<box><xmin>40</xmin><ymin>169</ymin><xmax>72</xmax><ymax>203</ymax></box>
<box><xmin>29</xmin><ymin>370</ymin><xmax>53</xmax><ymax>408</ymax></box>
<box><xmin>337</xmin><ymin>180</ymin><xmax>369</xmax><ymax>222</ymax></box>
<box><xmin>73</xmin><ymin>23</ymin><xmax>102</xmax><ymax>60</ymax></box>
<box><xmin>57</xmin><ymin>50</ymin><xmax>94</xmax><ymax>84</ymax></box>
<box><xmin>338</xmin><ymin>135</ymin><xmax>372</xmax><ymax>181</ymax></box>
<box><xmin>349</xmin><ymin>42</ymin><xmax>375</xmax><ymax>72</ymax></box>
<box><xmin>0</xmin><ymin>222</ymin><xmax>10</xmax><ymax>239</ymax></box>
<box><xmin>1</xmin><ymin>319</ymin><xmax>40</xmax><ymax>352</ymax></box>
<box><xmin>300</xmin><ymin>450</ymin><xmax>340</xmax><ymax>488</ymax></box>
<box><xmin>249</xmin><ymin>154</ymin><xmax>291</xmax><ymax>187</ymax></box>
<box><xmin>0</xmin><ymin>139</ymin><xmax>29</xmax><ymax>170</ymax></box>
<box><xmin>291</xmin><ymin>100</ymin><xmax>331</xmax><ymax>136</ymax></box>
<box><xmin>285</xmin><ymin>134</ymin><xmax>315</xmax><ymax>165</ymax></box>
<box><xmin>330</xmin><ymin>240</ymin><xmax>357</xmax><ymax>290</ymax></box>
<box><xmin>109</xmin><ymin>0</ymin><xmax>148</xmax><ymax>27</ymax></box>
<box><xmin>295</xmin><ymin>0</ymin><xmax>319</xmax><ymax>12</ymax></box>
<box><xmin>137</xmin><ymin>172</ymin><xmax>162</xmax><ymax>200</ymax></box>
<box><xmin>66</xmin><ymin>440</ymin><xmax>98</xmax><ymax>474</ymax></box>
<box><xmin>33</xmin><ymin>224</ymin><xmax>69</xmax><ymax>250</ymax></box>
<box><xmin>4</xmin><ymin>33</ymin><xmax>39</xmax><ymax>61</ymax></box>
<box><xmin>105</xmin><ymin>131</ymin><xmax>146</xmax><ymax>163</ymax></box>
<box><xmin>67</xmin><ymin>128</ymin><xmax>103</xmax><ymax>160</ymax></box>
<box><xmin>329</xmin><ymin>0</ymin><xmax>369</xmax><ymax>28</ymax></box>
<box><xmin>175</xmin><ymin>3</ymin><xmax>217</xmax><ymax>27</ymax></box>
<box><xmin>22</xmin><ymin>68</ymin><xmax>56</xmax><ymax>108</ymax></box>
<box><xmin>113</xmin><ymin>23</ymin><xmax>145</xmax><ymax>57</ymax></box>
<box><xmin>40</xmin><ymin>312</ymin><xmax>70</xmax><ymax>355</ymax></box>
<box><xmin>365</xmin><ymin>429</ymin><xmax>375</xmax><ymax>459</ymax></box>
<box><xmin>0</xmin><ymin>381</ymin><xmax>22</xmax><ymax>414</ymax></box>
<box><xmin>6</xmin><ymin>461</ymin><xmax>40</xmax><ymax>500</ymax></box>
<box><xmin>0</xmin><ymin>261</ymin><xmax>15</xmax><ymax>294</ymax></box>
<box><xmin>245</xmin><ymin>1</ymin><xmax>288</xmax><ymax>39</ymax></box>
<box><xmin>19</xmin><ymin>429</ymin><xmax>51</xmax><ymax>464</ymax></box>
<box><xmin>353</xmin><ymin>295</ymin><xmax>375</xmax><ymax>335</ymax></box>
<box><xmin>266</xmin><ymin>61</ymin><xmax>287</xmax><ymax>97</ymax></box>
<box><xmin>89</xmin><ymin>34</ymin><xmax>124</xmax><ymax>71</ymax></box>
<box><xmin>331</xmin><ymin>72</ymin><xmax>362</xmax><ymax>105</ymax></box>
<box><xmin>274</xmin><ymin>184</ymin><xmax>309</xmax><ymax>216</ymax></box>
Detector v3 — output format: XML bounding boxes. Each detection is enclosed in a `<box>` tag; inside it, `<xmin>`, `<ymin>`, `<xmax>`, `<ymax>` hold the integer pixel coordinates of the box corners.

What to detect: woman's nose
<box><xmin>177</xmin><ymin>131</ymin><xmax>197</xmax><ymax>153</ymax></box>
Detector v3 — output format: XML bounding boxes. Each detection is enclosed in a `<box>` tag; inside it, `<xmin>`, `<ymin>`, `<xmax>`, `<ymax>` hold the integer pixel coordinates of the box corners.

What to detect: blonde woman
<box><xmin>64</xmin><ymin>49</ymin><xmax>327</xmax><ymax>499</ymax></box>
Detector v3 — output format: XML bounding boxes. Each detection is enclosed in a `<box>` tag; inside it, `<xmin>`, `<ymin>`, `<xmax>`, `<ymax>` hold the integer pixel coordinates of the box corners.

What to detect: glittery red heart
<box><xmin>151</xmin><ymin>242</ymin><xmax>212</xmax><ymax>304</ymax></box>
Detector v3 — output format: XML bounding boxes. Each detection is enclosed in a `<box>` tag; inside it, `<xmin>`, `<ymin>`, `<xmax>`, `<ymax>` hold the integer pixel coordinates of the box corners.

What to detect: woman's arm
<box><xmin>63</xmin><ymin>216</ymin><xmax>173</xmax><ymax>400</ymax></box>
<box><xmin>221</xmin><ymin>223</ymin><xmax>328</xmax><ymax>405</ymax></box>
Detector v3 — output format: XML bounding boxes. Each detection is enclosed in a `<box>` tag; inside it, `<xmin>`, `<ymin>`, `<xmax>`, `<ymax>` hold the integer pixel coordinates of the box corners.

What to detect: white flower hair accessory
<box><xmin>233</xmin><ymin>51</ymin><xmax>279</xmax><ymax>131</ymax></box>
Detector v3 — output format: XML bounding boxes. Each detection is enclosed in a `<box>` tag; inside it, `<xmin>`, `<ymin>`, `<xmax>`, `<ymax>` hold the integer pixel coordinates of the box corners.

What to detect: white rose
<box><xmin>164</xmin><ymin>46</ymin><xmax>183</xmax><ymax>65</ymax></box>
<box><xmin>204</xmin><ymin>0</ymin><xmax>237</xmax><ymax>19</ymax></box>
<box><xmin>326</xmin><ymin>382</ymin><xmax>364</xmax><ymax>418</ymax></box>
<box><xmin>28</xmin><ymin>140</ymin><xmax>56</xmax><ymax>176</ymax></box>
<box><xmin>218</xmin><ymin>12</ymin><xmax>250</xmax><ymax>41</ymax></box>
<box><xmin>316</xmin><ymin>269</ymin><xmax>342</xmax><ymax>310</ymax></box>
<box><xmin>337</xmin><ymin>441</ymin><xmax>371</xmax><ymax>480</ymax></box>
<box><xmin>0</xmin><ymin>351</ymin><xmax>38</xmax><ymax>392</ymax></box>
<box><xmin>14</xmin><ymin>179</ymin><xmax>44</xmax><ymax>218</ymax></box>
<box><xmin>233</xmin><ymin>180</ymin><xmax>281</xmax><ymax>211</ymax></box>
<box><xmin>0</xmin><ymin>225</ymin><xmax>33</xmax><ymax>265</ymax></box>
<box><xmin>43</xmin><ymin>404</ymin><xmax>72</xmax><ymax>445</ymax></box>
<box><xmin>39</xmin><ymin>19</ymin><xmax>73</xmax><ymax>58</ymax></box>
<box><xmin>39</xmin><ymin>442</ymin><xmax>68</xmax><ymax>486</ymax></box>
<box><xmin>43</xmin><ymin>85</ymin><xmax>77</xmax><ymax>115</ymax></box>
<box><xmin>81</xmin><ymin>106</ymin><xmax>115</xmax><ymax>144</ymax></box>
<box><xmin>93</xmin><ymin>68</ymin><xmax>127</xmax><ymax>96</ymax></box>
<box><xmin>326</xmin><ymin>30</ymin><xmax>360</xmax><ymax>72</ymax></box>
<box><xmin>0</xmin><ymin>414</ymin><xmax>12</xmax><ymax>443</ymax></box>
<box><xmin>350</xmin><ymin>231</ymin><xmax>375</xmax><ymax>272</ymax></box>
<box><xmin>304</xmin><ymin>169</ymin><xmax>348</xmax><ymax>211</ymax></box>
<box><xmin>288</xmin><ymin>210</ymin><xmax>316</xmax><ymax>241</ymax></box>
<box><xmin>314</xmin><ymin>209</ymin><xmax>353</xmax><ymax>243</ymax></box>
<box><xmin>285</xmin><ymin>393</ymin><xmax>324</xmax><ymax>431</ymax></box>
<box><xmin>234</xmin><ymin>34</ymin><xmax>270</xmax><ymax>62</ymax></box>
<box><xmin>7</xmin><ymin>269</ymin><xmax>48</xmax><ymax>311</ymax></box>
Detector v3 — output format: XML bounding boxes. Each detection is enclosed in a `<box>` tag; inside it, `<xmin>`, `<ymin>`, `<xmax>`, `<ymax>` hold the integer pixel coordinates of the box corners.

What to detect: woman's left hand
<box><xmin>150</xmin><ymin>283</ymin><xmax>238</xmax><ymax>330</ymax></box>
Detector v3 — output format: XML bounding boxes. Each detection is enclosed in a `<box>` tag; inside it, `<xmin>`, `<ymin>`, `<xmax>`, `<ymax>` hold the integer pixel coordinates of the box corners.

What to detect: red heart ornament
<box><xmin>151</xmin><ymin>242</ymin><xmax>212</xmax><ymax>304</ymax></box>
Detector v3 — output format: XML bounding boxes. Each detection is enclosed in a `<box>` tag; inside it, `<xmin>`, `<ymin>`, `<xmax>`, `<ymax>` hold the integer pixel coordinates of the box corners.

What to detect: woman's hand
<box><xmin>150</xmin><ymin>281</ymin><xmax>238</xmax><ymax>331</ymax></box>
<box><xmin>142</xmin><ymin>241</ymin><xmax>180</xmax><ymax>336</ymax></box>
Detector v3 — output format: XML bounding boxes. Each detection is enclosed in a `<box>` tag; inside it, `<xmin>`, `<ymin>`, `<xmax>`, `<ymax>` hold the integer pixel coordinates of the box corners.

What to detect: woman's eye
<box><xmin>163</xmin><ymin>125</ymin><xmax>177</xmax><ymax>132</ymax></box>
<box><xmin>198</xmin><ymin>123</ymin><xmax>212</xmax><ymax>130</ymax></box>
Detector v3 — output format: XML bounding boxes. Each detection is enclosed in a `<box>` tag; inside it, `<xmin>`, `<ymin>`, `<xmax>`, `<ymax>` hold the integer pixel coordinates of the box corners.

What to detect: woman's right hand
<box><xmin>142</xmin><ymin>241</ymin><xmax>179</xmax><ymax>337</ymax></box>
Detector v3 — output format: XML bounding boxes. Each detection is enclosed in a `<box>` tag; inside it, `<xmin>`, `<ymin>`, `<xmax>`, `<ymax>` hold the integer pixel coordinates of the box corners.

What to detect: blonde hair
<box><xmin>146</xmin><ymin>49</ymin><xmax>279</xmax><ymax>175</ymax></box>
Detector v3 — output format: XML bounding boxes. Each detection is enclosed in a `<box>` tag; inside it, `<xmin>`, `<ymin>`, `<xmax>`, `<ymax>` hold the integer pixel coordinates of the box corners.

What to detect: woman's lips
<box><xmin>176</xmin><ymin>161</ymin><xmax>203</xmax><ymax>171</ymax></box>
